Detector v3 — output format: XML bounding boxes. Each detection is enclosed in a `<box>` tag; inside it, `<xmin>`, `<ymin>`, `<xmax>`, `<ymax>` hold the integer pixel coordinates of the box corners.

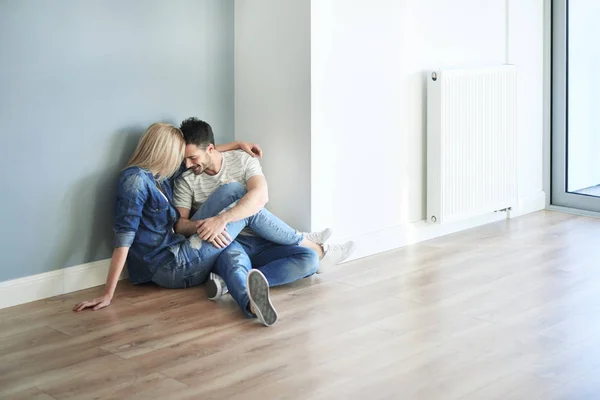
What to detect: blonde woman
<box><xmin>73</xmin><ymin>123</ymin><xmax>313</xmax><ymax>326</ymax></box>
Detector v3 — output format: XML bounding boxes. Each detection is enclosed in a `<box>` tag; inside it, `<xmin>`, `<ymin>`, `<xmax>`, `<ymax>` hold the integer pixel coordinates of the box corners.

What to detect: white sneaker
<box><xmin>247</xmin><ymin>270</ymin><xmax>278</xmax><ymax>326</ymax></box>
<box><xmin>303</xmin><ymin>228</ymin><xmax>333</xmax><ymax>245</ymax></box>
<box><xmin>206</xmin><ymin>272</ymin><xmax>229</xmax><ymax>301</ymax></box>
<box><xmin>317</xmin><ymin>241</ymin><xmax>356</xmax><ymax>274</ymax></box>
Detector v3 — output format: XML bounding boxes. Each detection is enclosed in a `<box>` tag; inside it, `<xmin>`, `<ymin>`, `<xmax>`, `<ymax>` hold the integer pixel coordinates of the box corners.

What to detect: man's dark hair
<box><xmin>179</xmin><ymin>117</ymin><xmax>215</xmax><ymax>148</ymax></box>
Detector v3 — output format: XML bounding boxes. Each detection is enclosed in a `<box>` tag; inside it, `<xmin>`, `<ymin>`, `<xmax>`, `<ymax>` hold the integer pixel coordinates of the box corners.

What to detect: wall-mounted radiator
<box><xmin>427</xmin><ymin>65</ymin><xmax>518</xmax><ymax>224</ymax></box>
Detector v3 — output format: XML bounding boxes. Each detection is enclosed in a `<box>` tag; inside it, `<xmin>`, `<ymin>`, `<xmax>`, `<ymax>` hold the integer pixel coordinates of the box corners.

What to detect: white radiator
<box><xmin>427</xmin><ymin>65</ymin><xmax>518</xmax><ymax>224</ymax></box>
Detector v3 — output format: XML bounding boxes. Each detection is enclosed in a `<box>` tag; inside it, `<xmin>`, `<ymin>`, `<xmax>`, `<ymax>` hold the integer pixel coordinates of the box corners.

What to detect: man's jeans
<box><xmin>215</xmin><ymin>235</ymin><xmax>318</xmax><ymax>317</ymax></box>
<box><xmin>192</xmin><ymin>183</ymin><xmax>319</xmax><ymax>317</ymax></box>
<box><xmin>152</xmin><ymin>183</ymin><xmax>305</xmax><ymax>289</ymax></box>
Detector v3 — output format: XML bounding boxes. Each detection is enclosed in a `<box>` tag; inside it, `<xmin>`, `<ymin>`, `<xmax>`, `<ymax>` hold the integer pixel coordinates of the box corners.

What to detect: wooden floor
<box><xmin>3</xmin><ymin>211</ymin><xmax>600</xmax><ymax>399</ymax></box>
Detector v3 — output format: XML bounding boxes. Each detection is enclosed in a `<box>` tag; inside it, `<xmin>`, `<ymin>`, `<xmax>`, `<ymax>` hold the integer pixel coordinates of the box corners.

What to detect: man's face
<box><xmin>184</xmin><ymin>144</ymin><xmax>212</xmax><ymax>175</ymax></box>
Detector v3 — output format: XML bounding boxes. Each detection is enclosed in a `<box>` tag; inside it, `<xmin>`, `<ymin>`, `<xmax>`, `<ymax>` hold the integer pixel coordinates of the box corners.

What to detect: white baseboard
<box><xmin>0</xmin><ymin>192</ymin><xmax>546</xmax><ymax>310</ymax></box>
<box><xmin>342</xmin><ymin>211</ymin><xmax>506</xmax><ymax>263</ymax></box>
<box><xmin>509</xmin><ymin>191</ymin><xmax>547</xmax><ymax>219</ymax></box>
<box><xmin>343</xmin><ymin>191</ymin><xmax>547</xmax><ymax>263</ymax></box>
<box><xmin>0</xmin><ymin>259</ymin><xmax>126</xmax><ymax>310</ymax></box>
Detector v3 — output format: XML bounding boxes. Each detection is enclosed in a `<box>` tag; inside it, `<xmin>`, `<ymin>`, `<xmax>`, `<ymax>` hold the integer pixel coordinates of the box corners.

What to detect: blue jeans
<box><xmin>214</xmin><ymin>236</ymin><xmax>318</xmax><ymax>317</ymax></box>
<box><xmin>152</xmin><ymin>183</ymin><xmax>305</xmax><ymax>289</ymax></box>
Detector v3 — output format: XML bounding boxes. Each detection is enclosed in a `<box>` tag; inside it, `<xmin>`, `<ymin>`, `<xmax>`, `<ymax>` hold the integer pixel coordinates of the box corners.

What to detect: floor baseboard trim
<box><xmin>342</xmin><ymin>212</ymin><xmax>507</xmax><ymax>263</ymax></box>
<box><xmin>343</xmin><ymin>192</ymin><xmax>547</xmax><ymax>263</ymax></box>
<box><xmin>0</xmin><ymin>259</ymin><xmax>127</xmax><ymax>310</ymax></box>
<box><xmin>509</xmin><ymin>191</ymin><xmax>547</xmax><ymax>219</ymax></box>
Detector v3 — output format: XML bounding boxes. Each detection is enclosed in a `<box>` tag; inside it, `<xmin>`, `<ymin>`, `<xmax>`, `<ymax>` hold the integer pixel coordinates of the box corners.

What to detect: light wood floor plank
<box><xmin>3</xmin><ymin>388</ymin><xmax>57</xmax><ymax>400</ymax></box>
<box><xmin>2</xmin><ymin>211</ymin><xmax>600</xmax><ymax>399</ymax></box>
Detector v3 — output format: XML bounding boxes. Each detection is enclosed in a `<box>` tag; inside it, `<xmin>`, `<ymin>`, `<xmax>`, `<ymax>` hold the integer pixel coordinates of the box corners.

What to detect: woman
<box><xmin>73</xmin><ymin>123</ymin><xmax>315</xmax><ymax>325</ymax></box>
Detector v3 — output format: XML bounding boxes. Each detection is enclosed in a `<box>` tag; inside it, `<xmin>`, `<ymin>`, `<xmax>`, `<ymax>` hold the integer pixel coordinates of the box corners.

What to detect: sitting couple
<box><xmin>74</xmin><ymin>119</ymin><xmax>355</xmax><ymax>326</ymax></box>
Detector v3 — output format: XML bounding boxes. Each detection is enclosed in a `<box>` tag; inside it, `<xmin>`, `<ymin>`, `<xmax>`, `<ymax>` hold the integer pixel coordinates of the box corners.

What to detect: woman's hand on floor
<box><xmin>73</xmin><ymin>294</ymin><xmax>112</xmax><ymax>312</ymax></box>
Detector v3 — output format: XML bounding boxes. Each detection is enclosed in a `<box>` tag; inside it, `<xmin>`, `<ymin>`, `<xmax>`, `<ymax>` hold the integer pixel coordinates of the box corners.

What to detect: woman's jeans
<box><xmin>151</xmin><ymin>183</ymin><xmax>306</xmax><ymax>289</ymax></box>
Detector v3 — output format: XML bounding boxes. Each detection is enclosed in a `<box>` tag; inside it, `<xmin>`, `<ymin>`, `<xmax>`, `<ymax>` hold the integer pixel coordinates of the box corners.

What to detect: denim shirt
<box><xmin>113</xmin><ymin>166</ymin><xmax>186</xmax><ymax>284</ymax></box>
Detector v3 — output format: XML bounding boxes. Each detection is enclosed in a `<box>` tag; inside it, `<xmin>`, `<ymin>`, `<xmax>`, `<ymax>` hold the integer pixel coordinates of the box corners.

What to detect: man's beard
<box><xmin>191</xmin><ymin>164</ymin><xmax>206</xmax><ymax>175</ymax></box>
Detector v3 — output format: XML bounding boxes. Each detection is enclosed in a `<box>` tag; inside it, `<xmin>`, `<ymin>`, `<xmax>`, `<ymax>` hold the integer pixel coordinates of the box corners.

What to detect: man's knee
<box><xmin>198</xmin><ymin>183</ymin><xmax>247</xmax><ymax>219</ymax></box>
<box><xmin>217</xmin><ymin>244</ymin><xmax>248</xmax><ymax>265</ymax></box>
<box><xmin>212</xmin><ymin>182</ymin><xmax>246</xmax><ymax>201</ymax></box>
<box><xmin>216</xmin><ymin>244</ymin><xmax>251</xmax><ymax>275</ymax></box>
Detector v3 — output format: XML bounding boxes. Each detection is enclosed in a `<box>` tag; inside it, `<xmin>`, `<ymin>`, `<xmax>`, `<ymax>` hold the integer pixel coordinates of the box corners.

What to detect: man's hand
<box><xmin>197</xmin><ymin>216</ymin><xmax>230</xmax><ymax>243</ymax></box>
<box><xmin>210</xmin><ymin>232</ymin><xmax>233</xmax><ymax>249</ymax></box>
<box><xmin>238</xmin><ymin>141</ymin><xmax>263</xmax><ymax>158</ymax></box>
<box><xmin>73</xmin><ymin>294</ymin><xmax>112</xmax><ymax>312</ymax></box>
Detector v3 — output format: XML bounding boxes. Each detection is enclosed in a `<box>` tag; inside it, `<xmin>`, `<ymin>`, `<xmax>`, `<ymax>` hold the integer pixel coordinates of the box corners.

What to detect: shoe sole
<box><xmin>206</xmin><ymin>278</ymin><xmax>222</xmax><ymax>301</ymax></box>
<box><xmin>247</xmin><ymin>270</ymin><xmax>277</xmax><ymax>326</ymax></box>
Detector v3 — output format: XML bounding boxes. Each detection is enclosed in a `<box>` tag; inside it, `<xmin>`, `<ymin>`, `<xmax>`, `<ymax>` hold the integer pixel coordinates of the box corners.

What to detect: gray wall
<box><xmin>234</xmin><ymin>0</ymin><xmax>311</xmax><ymax>232</ymax></box>
<box><xmin>0</xmin><ymin>0</ymin><xmax>234</xmax><ymax>282</ymax></box>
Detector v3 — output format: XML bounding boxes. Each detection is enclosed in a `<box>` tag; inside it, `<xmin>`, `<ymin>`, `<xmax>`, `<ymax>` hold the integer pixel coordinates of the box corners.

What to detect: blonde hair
<box><xmin>126</xmin><ymin>123</ymin><xmax>185</xmax><ymax>178</ymax></box>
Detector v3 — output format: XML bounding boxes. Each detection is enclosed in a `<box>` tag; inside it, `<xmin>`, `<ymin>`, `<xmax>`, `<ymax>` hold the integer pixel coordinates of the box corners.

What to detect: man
<box><xmin>173</xmin><ymin>118</ymin><xmax>355</xmax><ymax>326</ymax></box>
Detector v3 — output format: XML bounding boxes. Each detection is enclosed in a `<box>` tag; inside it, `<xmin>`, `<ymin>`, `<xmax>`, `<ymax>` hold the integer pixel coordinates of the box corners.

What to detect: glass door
<box><xmin>552</xmin><ymin>0</ymin><xmax>600</xmax><ymax>212</ymax></box>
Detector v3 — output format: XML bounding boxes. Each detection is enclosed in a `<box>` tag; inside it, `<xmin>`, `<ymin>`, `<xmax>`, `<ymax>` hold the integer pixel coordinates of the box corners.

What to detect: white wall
<box><xmin>234</xmin><ymin>0</ymin><xmax>311</xmax><ymax>231</ymax></box>
<box><xmin>236</xmin><ymin>0</ymin><xmax>545</xmax><ymax>259</ymax></box>
<box><xmin>509</xmin><ymin>0</ymin><xmax>545</xmax><ymax>201</ymax></box>
<box><xmin>311</xmin><ymin>0</ymin><xmax>545</xmax><ymax>248</ymax></box>
<box><xmin>312</xmin><ymin>0</ymin><xmax>508</xmax><ymax>237</ymax></box>
<box><xmin>566</xmin><ymin>0</ymin><xmax>600</xmax><ymax>192</ymax></box>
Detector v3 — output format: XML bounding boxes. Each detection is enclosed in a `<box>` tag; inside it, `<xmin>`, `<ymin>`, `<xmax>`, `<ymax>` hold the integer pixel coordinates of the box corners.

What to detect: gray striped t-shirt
<box><xmin>173</xmin><ymin>150</ymin><xmax>263</xmax><ymax>214</ymax></box>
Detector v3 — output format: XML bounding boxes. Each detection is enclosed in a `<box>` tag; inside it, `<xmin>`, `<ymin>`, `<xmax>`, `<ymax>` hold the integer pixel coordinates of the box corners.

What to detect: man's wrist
<box><xmin>217</xmin><ymin>212</ymin><xmax>233</xmax><ymax>225</ymax></box>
